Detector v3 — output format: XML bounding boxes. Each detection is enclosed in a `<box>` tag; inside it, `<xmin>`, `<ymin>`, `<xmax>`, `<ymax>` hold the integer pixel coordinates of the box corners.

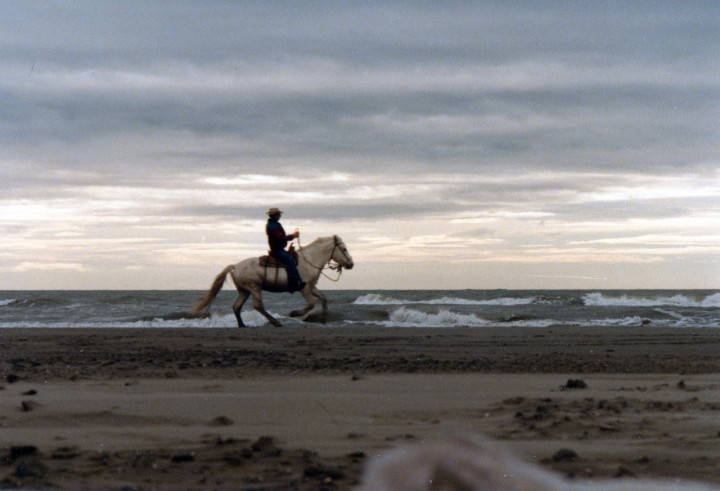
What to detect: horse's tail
<box><xmin>191</xmin><ymin>265</ymin><xmax>234</xmax><ymax>313</ymax></box>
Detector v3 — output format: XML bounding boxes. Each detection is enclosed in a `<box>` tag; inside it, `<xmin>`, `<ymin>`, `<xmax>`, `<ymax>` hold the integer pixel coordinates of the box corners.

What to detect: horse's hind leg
<box><xmin>249</xmin><ymin>288</ymin><xmax>282</xmax><ymax>327</ymax></box>
<box><xmin>232</xmin><ymin>289</ymin><xmax>250</xmax><ymax>328</ymax></box>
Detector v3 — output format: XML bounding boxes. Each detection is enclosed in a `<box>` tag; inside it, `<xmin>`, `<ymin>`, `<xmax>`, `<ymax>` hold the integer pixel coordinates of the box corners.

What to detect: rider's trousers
<box><xmin>270</xmin><ymin>249</ymin><xmax>303</xmax><ymax>290</ymax></box>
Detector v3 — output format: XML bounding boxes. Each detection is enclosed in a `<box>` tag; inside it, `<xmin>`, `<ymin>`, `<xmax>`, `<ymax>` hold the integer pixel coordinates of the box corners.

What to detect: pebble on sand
<box><xmin>171</xmin><ymin>453</ymin><xmax>195</xmax><ymax>463</ymax></box>
<box><xmin>20</xmin><ymin>400</ymin><xmax>38</xmax><ymax>412</ymax></box>
<box><xmin>209</xmin><ymin>415</ymin><xmax>234</xmax><ymax>426</ymax></box>
<box><xmin>561</xmin><ymin>379</ymin><xmax>588</xmax><ymax>390</ymax></box>
<box><xmin>552</xmin><ymin>448</ymin><xmax>578</xmax><ymax>462</ymax></box>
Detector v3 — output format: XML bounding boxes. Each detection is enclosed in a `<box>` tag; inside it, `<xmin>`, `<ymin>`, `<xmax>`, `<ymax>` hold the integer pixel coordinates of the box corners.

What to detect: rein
<box><xmin>296</xmin><ymin>236</ymin><xmax>346</xmax><ymax>282</ymax></box>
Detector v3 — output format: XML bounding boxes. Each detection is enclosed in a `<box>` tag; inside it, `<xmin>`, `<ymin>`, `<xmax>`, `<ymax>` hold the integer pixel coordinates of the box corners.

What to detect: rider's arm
<box><xmin>269</xmin><ymin>227</ymin><xmax>295</xmax><ymax>241</ymax></box>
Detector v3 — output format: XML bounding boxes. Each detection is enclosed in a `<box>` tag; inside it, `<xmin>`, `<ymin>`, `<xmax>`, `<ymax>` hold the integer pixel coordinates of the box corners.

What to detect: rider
<box><xmin>266</xmin><ymin>207</ymin><xmax>306</xmax><ymax>292</ymax></box>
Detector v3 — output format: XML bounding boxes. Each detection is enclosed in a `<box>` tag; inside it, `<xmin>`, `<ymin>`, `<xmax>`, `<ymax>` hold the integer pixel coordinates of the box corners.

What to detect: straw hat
<box><xmin>267</xmin><ymin>207</ymin><xmax>283</xmax><ymax>216</ymax></box>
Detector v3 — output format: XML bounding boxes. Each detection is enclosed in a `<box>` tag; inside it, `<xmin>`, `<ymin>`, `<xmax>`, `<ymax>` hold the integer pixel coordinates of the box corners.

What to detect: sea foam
<box><xmin>379</xmin><ymin>308</ymin><xmax>653</xmax><ymax>328</ymax></box>
<box><xmin>588</xmin><ymin>316</ymin><xmax>646</xmax><ymax>326</ymax></box>
<box><xmin>583</xmin><ymin>292</ymin><xmax>720</xmax><ymax>308</ymax></box>
<box><xmin>0</xmin><ymin>310</ymin><xmax>279</xmax><ymax>329</ymax></box>
<box><xmin>354</xmin><ymin>294</ymin><xmax>534</xmax><ymax>306</ymax></box>
<box><xmin>383</xmin><ymin>307</ymin><xmax>491</xmax><ymax>327</ymax></box>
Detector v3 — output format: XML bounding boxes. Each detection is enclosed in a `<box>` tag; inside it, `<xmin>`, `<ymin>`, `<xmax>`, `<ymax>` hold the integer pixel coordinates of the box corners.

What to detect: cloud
<box><xmin>0</xmin><ymin>2</ymin><xmax>718</xmax><ymax>288</ymax></box>
<box><xmin>2</xmin><ymin>2</ymin><xmax>718</xmax><ymax>176</ymax></box>
<box><xmin>12</xmin><ymin>261</ymin><xmax>87</xmax><ymax>272</ymax></box>
<box><xmin>568</xmin><ymin>235</ymin><xmax>720</xmax><ymax>246</ymax></box>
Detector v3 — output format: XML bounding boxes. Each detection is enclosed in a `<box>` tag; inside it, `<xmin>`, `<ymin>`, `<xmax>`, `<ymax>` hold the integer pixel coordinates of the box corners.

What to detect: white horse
<box><xmin>191</xmin><ymin>235</ymin><xmax>353</xmax><ymax>327</ymax></box>
<box><xmin>357</xmin><ymin>435</ymin><xmax>720</xmax><ymax>491</ymax></box>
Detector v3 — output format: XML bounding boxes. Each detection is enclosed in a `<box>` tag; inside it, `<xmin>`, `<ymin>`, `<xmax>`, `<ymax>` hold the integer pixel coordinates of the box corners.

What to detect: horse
<box><xmin>357</xmin><ymin>435</ymin><xmax>720</xmax><ymax>491</ymax></box>
<box><xmin>191</xmin><ymin>235</ymin><xmax>353</xmax><ymax>327</ymax></box>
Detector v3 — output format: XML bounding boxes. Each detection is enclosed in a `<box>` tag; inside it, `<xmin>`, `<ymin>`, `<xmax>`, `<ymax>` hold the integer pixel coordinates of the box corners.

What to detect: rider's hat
<box><xmin>267</xmin><ymin>207</ymin><xmax>283</xmax><ymax>216</ymax></box>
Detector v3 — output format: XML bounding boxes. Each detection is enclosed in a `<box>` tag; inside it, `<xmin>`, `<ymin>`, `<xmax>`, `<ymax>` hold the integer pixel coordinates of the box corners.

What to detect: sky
<box><xmin>1</xmin><ymin>1</ymin><xmax>719</xmax><ymax>290</ymax></box>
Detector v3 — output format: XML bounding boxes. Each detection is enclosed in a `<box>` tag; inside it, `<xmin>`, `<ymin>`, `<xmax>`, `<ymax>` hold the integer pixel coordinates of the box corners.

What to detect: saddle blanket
<box><xmin>259</xmin><ymin>256</ymin><xmax>284</xmax><ymax>268</ymax></box>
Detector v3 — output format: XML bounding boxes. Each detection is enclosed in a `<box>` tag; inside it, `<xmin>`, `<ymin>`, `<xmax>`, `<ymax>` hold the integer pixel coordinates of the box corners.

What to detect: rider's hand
<box><xmin>293</xmin><ymin>228</ymin><xmax>300</xmax><ymax>239</ymax></box>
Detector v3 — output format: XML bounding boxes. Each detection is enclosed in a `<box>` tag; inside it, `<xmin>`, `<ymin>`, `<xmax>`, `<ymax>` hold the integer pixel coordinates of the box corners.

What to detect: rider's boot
<box><xmin>289</xmin><ymin>279</ymin><xmax>306</xmax><ymax>293</ymax></box>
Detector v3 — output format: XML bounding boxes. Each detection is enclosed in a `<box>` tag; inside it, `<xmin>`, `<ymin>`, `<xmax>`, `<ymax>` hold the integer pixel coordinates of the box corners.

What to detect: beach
<box><xmin>2</xmin><ymin>326</ymin><xmax>720</xmax><ymax>490</ymax></box>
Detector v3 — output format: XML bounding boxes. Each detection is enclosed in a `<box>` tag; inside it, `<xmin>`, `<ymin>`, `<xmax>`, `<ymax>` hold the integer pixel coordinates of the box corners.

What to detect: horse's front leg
<box><xmin>312</xmin><ymin>287</ymin><xmax>329</xmax><ymax>316</ymax></box>
<box><xmin>249</xmin><ymin>287</ymin><xmax>282</xmax><ymax>327</ymax></box>
<box><xmin>289</xmin><ymin>287</ymin><xmax>316</xmax><ymax>318</ymax></box>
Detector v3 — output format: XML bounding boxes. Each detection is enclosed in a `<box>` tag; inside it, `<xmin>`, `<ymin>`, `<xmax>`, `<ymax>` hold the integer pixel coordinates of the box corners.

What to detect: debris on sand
<box><xmin>6</xmin><ymin>446</ymin><xmax>39</xmax><ymax>463</ymax></box>
<box><xmin>171</xmin><ymin>453</ymin><xmax>195</xmax><ymax>463</ymax></box>
<box><xmin>20</xmin><ymin>400</ymin><xmax>38</xmax><ymax>412</ymax></box>
<box><xmin>303</xmin><ymin>462</ymin><xmax>345</xmax><ymax>480</ymax></box>
<box><xmin>209</xmin><ymin>415</ymin><xmax>234</xmax><ymax>426</ymax></box>
<box><xmin>14</xmin><ymin>459</ymin><xmax>47</xmax><ymax>479</ymax></box>
<box><xmin>553</xmin><ymin>448</ymin><xmax>578</xmax><ymax>462</ymax></box>
<box><xmin>251</xmin><ymin>436</ymin><xmax>282</xmax><ymax>457</ymax></box>
<box><xmin>561</xmin><ymin>379</ymin><xmax>588</xmax><ymax>390</ymax></box>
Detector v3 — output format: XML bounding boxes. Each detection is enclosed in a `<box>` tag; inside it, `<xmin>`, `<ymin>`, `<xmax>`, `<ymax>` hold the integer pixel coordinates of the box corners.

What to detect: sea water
<box><xmin>0</xmin><ymin>290</ymin><xmax>718</xmax><ymax>328</ymax></box>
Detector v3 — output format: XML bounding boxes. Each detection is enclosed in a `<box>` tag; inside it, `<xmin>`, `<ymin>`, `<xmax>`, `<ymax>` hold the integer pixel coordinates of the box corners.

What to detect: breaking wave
<box><xmin>383</xmin><ymin>307</ymin><xmax>491</xmax><ymax>327</ymax></box>
<box><xmin>0</xmin><ymin>299</ymin><xmax>17</xmax><ymax>307</ymax></box>
<box><xmin>583</xmin><ymin>292</ymin><xmax>720</xmax><ymax>308</ymax></box>
<box><xmin>354</xmin><ymin>293</ymin><xmax>535</xmax><ymax>306</ymax></box>
<box><xmin>374</xmin><ymin>308</ymin><xmax>690</xmax><ymax>328</ymax></box>
<box><xmin>588</xmin><ymin>316</ymin><xmax>646</xmax><ymax>327</ymax></box>
<box><xmin>353</xmin><ymin>294</ymin><xmax>407</xmax><ymax>305</ymax></box>
<box><xmin>376</xmin><ymin>307</ymin><xmax>558</xmax><ymax>328</ymax></box>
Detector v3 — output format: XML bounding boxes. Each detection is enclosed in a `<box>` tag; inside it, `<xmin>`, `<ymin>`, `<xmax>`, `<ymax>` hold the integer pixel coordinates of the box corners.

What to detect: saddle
<box><xmin>259</xmin><ymin>244</ymin><xmax>298</xmax><ymax>268</ymax></box>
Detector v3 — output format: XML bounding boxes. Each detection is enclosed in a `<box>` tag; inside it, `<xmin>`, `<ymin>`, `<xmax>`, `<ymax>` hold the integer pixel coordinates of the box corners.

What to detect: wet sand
<box><xmin>1</xmin><ymin>326</ymin><xmax>720</xmax><ymax>489</ymax></box>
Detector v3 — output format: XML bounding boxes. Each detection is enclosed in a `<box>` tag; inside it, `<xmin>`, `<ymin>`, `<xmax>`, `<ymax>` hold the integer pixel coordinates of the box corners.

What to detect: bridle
<box><xmin>297</xmin><ymin>235</ymin><xmax>350</xmax><ymax>282</ymax></box>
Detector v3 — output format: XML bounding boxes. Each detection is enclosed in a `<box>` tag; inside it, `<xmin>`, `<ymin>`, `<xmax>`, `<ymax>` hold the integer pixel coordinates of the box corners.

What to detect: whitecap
<box><xmin>382</xmin><ymin>307</ymin><xmax>490</xmax><ymax>327</ymax></box>
<box><xmin>353</xmin><ymin>294</ymin><xmax>535</xmax><ymax>306</ymax></box>
<box><xmin>654</xmin><ymin>309</ymin><xmax>720</xmax><ymax>328</ymax></box>
<box><xmin>588</xmin><ymin>316</ymin><xmax>646</xmax><ymax>326</ymax></box>
<box><xmin>583</xmin><ymin>292</ymin><xmax>720</xmax><ymax>308</ymax></box>
<box><xmin>700</xmin><ymin>293</ymin><xmax>720</xmax><ymax>308</ymax></box>
<box><xmin>353</xmin><ymin>294</ymin><xmax>407</xmax><ymax>305</ymax></box>
<box><xmin>427</xmin><ymin>297</ymin><xmax>535</xmax><ymax>306</ymax></box>
<box><xmin>0</xmin><ymin>299</ymin><xmax>17</xmax><ymax>307</ymax></box>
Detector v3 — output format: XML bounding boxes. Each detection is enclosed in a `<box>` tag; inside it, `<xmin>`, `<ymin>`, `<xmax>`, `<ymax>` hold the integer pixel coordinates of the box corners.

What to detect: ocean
<box><xmin>0</xmin><ymin>290</ymin><xmax>719</xmax><ymax>328</ymax></box>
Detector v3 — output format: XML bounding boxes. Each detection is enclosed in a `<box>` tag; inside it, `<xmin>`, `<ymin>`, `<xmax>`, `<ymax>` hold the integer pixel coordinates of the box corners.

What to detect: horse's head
<box><xmin>331</xmin><ymin>235</ymin><xmax>354</xmax><ymax>270</ymax></box>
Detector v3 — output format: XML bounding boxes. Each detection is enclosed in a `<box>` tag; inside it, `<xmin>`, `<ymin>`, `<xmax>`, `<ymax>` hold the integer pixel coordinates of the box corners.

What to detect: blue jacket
<box><xmin>266</xmin><ymin>219</ymin><xmax>294</xmax><ymax>252</ymax></box>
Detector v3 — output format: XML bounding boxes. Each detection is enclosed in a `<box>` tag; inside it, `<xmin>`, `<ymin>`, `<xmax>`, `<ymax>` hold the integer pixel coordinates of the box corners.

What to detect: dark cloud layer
<box><xmin>3</xmin><ymin>2</ymin><xmax>718</xmax><ymax>181</ymax></box>
<box><xmin>4</xmin><ymin>2</ymin><xmax>717</xmax><ymax>63</ymax></box>
<box><xmin>3</xmin><ymin>83</ymin><xmax>717</xmax><ymax>177</ymax></box>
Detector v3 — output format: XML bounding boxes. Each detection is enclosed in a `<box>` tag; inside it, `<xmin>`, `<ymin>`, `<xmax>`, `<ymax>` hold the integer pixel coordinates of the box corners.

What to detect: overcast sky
<box><xmin>1</xmin><ymin>1</ymin><xmax>719</xmax><ymax>290</ymax></box>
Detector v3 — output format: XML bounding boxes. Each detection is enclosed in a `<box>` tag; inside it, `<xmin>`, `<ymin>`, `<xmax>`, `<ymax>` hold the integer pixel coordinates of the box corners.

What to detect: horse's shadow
<box><xmin>301</xmin><ymin>311</ymin><xmax>344</xmax><ymax>324</ymax></box>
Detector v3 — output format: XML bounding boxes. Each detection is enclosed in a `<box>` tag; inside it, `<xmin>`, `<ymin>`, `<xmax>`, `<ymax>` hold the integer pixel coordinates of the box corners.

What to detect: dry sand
<box><xmin>1</xmin><ymin>326</ymin><xmax>720</xmax><ymax>490</ymax></box>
